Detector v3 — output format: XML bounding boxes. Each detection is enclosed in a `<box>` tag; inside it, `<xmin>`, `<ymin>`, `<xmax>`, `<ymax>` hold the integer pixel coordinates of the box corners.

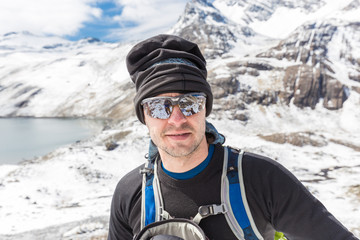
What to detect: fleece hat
<box><xmin>126</xmin><ymin>34</ymin><xmax>213</xmax><ymax>124</ymax></box>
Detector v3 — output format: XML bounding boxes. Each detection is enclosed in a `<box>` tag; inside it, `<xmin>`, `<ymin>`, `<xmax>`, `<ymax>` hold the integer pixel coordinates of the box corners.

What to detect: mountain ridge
<box><xmin>167</xmin><ymin>0</ymin><xmax>360</xmax><ymax>116</ymax></box>
<box><xmin>0</xmin><ymin>0</ymin><xmax>359</xmax><ymax>119</ymax></box>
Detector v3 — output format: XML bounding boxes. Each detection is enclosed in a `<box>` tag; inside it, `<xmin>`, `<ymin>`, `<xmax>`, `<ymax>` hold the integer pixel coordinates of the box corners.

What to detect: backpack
<box><xmin>134</xmin><ymin>218</ymin><xmax>208</xmax><ymax>240</ymax></box>
<box><xmin>138</xmin><ymin>122</ymin><xmax>286</xmax><ymax>240</ymax></box>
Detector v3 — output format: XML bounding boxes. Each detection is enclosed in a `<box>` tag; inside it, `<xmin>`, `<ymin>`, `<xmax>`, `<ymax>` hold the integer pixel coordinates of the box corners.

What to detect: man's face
<box><xmin>144</xmin><ymin>92</ymin><xmax>207</xmax><ymax>158</ymax></box>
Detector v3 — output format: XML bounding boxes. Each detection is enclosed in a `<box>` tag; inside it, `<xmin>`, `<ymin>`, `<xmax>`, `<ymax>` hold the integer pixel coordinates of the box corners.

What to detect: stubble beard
<box><xmin>153</xmin><ymin>123</ymin><xmax>205</xmax><ymax>158</ymax></box>
<box><xmin>162</xmin><ymin>133</ymin><xmax>205</xmax><ymax>158</ymax></box>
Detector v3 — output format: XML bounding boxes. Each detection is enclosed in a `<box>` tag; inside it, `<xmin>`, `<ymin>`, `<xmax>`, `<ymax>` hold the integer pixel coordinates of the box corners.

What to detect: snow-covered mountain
<box><xmin>169</xmin><ymin>0</ymin><xmax>360</xmax><ymax>115</ymax></box>
<box><xmin>0</xmin><ymin>32</ymin><xmax>134</xmax><ymax>119</ymax></box>
<box><xmin>0</xmin><ymin>0</ymin><xmax>360</xmax><ymax>239</ymax></box>
<box><xmin>1</xmin><ymin>0</ymin><xmax>359</xmax><ymax>118</ymax></box>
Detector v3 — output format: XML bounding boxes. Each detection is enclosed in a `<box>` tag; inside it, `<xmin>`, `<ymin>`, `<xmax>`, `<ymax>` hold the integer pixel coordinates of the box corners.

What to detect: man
<box><xmin>108</xmin><ymin>34</ymin><xmax>358</xmax><ymax>239</ymax></box>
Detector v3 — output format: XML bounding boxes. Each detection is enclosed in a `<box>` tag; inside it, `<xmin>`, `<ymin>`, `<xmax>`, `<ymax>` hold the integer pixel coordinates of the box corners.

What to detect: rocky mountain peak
<box><xmin>169</xmin><ymin>0</ymin><xmax>237</xmax><ymax>58</ymax></box>
<box><xmin>255</xmin><ymin>19</ymin><xmax>359</xmax><ymax>110</ymax></box>
<box><xmin>342</xmin><ymin>0</ymin><xmax>360</xmax><ymax>11</ymax></box>
<box><xmin>168</xmin><ymin>0</ymin><xmax>360</xmax><ymax>116</ymax></box>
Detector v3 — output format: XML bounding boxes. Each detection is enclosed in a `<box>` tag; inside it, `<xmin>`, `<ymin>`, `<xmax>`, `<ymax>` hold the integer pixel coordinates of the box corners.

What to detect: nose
<box><xmin>167</xmin><ymin>105</ymin><xmax>187</xmax><ymax>125</ymax></box>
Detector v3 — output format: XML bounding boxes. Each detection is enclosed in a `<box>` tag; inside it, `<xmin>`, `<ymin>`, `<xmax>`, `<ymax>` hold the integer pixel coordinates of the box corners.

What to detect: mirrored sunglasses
<box><xmin>141</xmin><ymin>92</ymin><xmax>207</xmax><ymax>119</ymax></box>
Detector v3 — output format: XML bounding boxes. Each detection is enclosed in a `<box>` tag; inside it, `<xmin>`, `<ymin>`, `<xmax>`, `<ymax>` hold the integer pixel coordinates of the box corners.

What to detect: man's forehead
<box><xmin>156</xmin><ymin>92</ymin><xmax>182</xmax><ymax>97</ymax></box>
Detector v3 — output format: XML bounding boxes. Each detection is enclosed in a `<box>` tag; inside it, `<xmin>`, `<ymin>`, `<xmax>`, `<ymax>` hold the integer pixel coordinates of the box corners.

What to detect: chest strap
<box><xmin>192</xmin><ymin>203</ymin><xmax>227</xmax><ymax>224</ymax></box>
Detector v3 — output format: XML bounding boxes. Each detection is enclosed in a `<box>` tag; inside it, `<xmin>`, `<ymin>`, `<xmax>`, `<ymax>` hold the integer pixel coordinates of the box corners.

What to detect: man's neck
<box><xmin>159</xmin><ymin>139</ymin><xmax>209</xmax><ymax>173</ymax></box>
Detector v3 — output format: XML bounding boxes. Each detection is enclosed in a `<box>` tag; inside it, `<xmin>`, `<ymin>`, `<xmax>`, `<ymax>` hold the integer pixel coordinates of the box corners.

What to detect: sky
<box><xmin>0</xmin><ymin>0</ymin><xmax>189</xmax><ymax>43</ymax></box>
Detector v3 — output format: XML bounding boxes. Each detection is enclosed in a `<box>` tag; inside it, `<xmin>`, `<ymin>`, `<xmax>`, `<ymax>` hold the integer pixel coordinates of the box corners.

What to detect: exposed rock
<box><xmin>105</xmin><ymin>141</ymin><xmax>119</xmax><ymax>151</ymax></box>
<box><xmin>329</xmin><ymin>139</ymin><xmax>360</xmax><ymax>152</ymax></box>
<box><xmin>170</xmin><ymin>0</ymin><xmax>257</xmax><ymax>59</ymax></box>
<box><xmin>282</xmin><ymin>64</ymin><xmax>317</xmax><ymax>108</ymax></box>
<box><xmin>240</xmin><ymin>89</ymin><xmax>278</xmax><ymax>106</ymax></box>
<box><xmin>110</xmin><ymin>130</ymin><xmax>131</xmax><ymax>142</ymax></box>
<box><xmin>244</xmin><ymin>62</ymin><xmax>274</xmax><ymax>71</ymax></box>
<box><xmin>323</xmin><ymin>79</ymin><xmax>348</xmax><ymax>110</ymax></box>
<box><xmin>342</xmin><ymin>0</ymin><xmax>360</xmax><ymax>11</ymax></box>
<box><xmin>234</xmin><ymin>113</ymin><xmax>248</xmax><ymax>122</ymax></box>
<box><xmin>226</xmin><ymin>61</ymin><xmax>274</xmax><ymax>72</ymax></box>
<box><xmin>77</xmin><ymin>165</ymin><xmax>113</xmax><ymax>183</ymax></box>
<box><xmin>347</xmin><ymin>184</ymin><xmax>360</xmax><ymax>202</ymax></box>
<box><xmin>209</xmin><ymin>74</ymin><xmax>239</xmax><ymax>98</ymax></box>
<box><xmin>258</xmin><ymin>132</ymin><xmax>328</xmax><ymax>147</ymax></box>
<box><xmin>352</xmin><ymin>86</ymin><xmax>360</xmax><ymax>94</ymax></box>
<box><xmin>257</xmin><ymin>21</ymin><xmax>353</xmax><ymax>109</ymax></box>
<box><xmin>257</xmin><ymin>22</ymin><xmax>338</xmax><ymax>65</ymax></box>
<box><xmin>349</xmin><ymin>73</ymin><xmax>360</xmax><ymax>83</ymax></box>
<box><xmin>15</xmin><ymin>100</ymin><xmax>29</xmax><ymax>108</ymax></box>
<box><xmin>223</xmin><ymin>100</ymin><xmax>246</xmax><ymax>111</ymax></box>
<box><xmin>171</xmin><ymin>0</ymin><xmax>236</xmax><ymax>58</ymax></box>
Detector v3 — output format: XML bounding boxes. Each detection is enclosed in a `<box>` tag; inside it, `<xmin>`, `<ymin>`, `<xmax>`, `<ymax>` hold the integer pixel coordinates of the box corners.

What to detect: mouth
<box><xmin>165</xmin><ymin>132</ymin><xmax>191</xmax><ymax>140</ymax></box>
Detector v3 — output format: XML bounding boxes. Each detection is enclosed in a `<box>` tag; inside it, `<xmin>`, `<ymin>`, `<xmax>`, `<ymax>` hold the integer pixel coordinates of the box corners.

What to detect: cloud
<box><xmin>106</xmin><ymin>0</ymin><xmax>188</xmax><ymax>42</ymax></box>
<box><xmin>0</xmin><ymin>0</ymin><xmax>189</xmax><ymax>42</ymax></box>
<box><xmin>0</xmin><ymin>0</ymin><xmax>102</xmax><ymax>37</ymax></box>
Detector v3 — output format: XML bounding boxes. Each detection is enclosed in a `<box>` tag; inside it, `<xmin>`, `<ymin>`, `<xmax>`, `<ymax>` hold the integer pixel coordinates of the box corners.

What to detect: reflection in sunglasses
<box><xmin>141</xmin><ymin>93</ymin><xmax>206</xmax><ymax>119</ymax></box>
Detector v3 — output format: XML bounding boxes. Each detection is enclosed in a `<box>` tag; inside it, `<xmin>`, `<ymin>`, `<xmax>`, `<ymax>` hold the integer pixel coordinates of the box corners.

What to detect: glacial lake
<box><xmin>0</xmin><ymin>118</ymin><xmax>104</xmax><ymax>165</ymax></box>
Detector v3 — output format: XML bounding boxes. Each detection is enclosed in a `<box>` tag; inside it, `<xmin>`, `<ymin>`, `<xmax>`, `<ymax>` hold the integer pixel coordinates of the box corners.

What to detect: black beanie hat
<box><xmin>126</xmin><ymin>34</ymin><xmax>213</xmax><ymax>124</ymax></box>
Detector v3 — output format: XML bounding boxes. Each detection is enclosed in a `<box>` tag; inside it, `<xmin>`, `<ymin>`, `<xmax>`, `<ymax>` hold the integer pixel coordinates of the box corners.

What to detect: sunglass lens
<box><xmin>179</xmin><ymin>95</ymin><xmax>205</xmax><ymax>116</ymax></box>
<box><xmin>145</xmin><ymin>99</ymin><xmax>172</xmax><ymax>119</ymax></box>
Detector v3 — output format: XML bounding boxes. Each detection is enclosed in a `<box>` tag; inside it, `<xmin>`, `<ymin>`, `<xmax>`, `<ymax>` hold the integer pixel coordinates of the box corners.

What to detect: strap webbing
<box><xmin>141</xmin><ymin>159</ymin><xmax>171</xmax><ymax>229</ymax></box>
<box><xmin>227</xmin><ymin>149</ymin><xmax>253</xmax><ymax>232</ymax></box>
<box><xmin>223</xmin><ymin>147</ymin><xmax>263</xmax><ymax>240</ymax></box>
<box><xmin>144</xmin><ymin>173</ymin><xmax>155</xmax><ymax>227</ymax></box>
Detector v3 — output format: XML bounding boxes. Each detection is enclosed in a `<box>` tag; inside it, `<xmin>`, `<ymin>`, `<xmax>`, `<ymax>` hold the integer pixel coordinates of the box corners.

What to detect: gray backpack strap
<box><xmin>153</xmin><ymin>160</ymin><xmax>172</xmax><ymax>221</ymax></box>
<box><xmin>221</xmin><ymin>147</ymin><xmax>263</xmax><ymax>240</ymax></box>
<box><xmin>140</xmin><ymin>156</ymin><xmax>172</xmax><ymax>229</ymax></box>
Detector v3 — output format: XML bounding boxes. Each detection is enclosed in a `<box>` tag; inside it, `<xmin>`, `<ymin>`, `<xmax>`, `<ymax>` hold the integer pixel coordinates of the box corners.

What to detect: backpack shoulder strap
<box><xmin>140</xmin><ymin>158</ymin><xmax>171</xmax><ymax>229</ymax></box>
<box><xmin>140</xmin><ymin>159</ymin><xmax>156</xmax><ymax>229</ymax></box>
<box><xmin>222</xmin><ymin>146</ymin><xmax>263</xmax><ymax>240</ymax></box>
